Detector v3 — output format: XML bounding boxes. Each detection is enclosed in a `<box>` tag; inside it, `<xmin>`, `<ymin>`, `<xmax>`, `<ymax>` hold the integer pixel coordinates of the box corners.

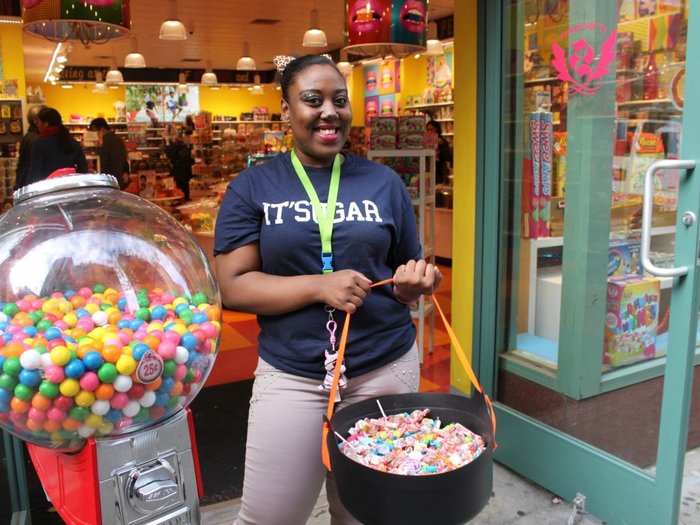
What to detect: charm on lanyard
<box><xmin>319</xmin><ymin>306</ymin><xmax>347</xmax><ymax>401</ymax></box>
<box><xmin>290</xmin><ymin>151</ymin><xmax>348</xmax><ymax>396</ymax></box>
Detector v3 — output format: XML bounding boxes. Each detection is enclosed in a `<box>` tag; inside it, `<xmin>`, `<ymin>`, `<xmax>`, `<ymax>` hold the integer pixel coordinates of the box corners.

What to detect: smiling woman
<box><xmin>213</xmin><ymin>54</ymin><xmax>442</xmax><ymax>525</ymax></box>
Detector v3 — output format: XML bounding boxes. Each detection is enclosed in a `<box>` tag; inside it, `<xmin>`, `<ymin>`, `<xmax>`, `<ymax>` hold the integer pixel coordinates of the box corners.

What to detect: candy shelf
<box><xmin>368</xmin><ymin>149</ymin><xmax>436</xmax><ymax>361</ymax></box>
<box><xmin>404</xmin><ymin>102</ymin><xmax>454</xmax><ymax>110</ymax></box>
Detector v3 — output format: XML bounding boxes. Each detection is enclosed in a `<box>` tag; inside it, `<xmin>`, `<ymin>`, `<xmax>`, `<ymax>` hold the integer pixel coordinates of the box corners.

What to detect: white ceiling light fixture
<box><xmin>201</xmin><ymin>62</ymin><xmax>218</xmax><ymax>86</ymax></box>
<box><xmin>337</xmin><ymin>61</ymin><xmax>353</xmax><ymax>77</ymax></box>
<box><xmin>159</xmin><ymin>0</ymin><xmax>187</xmax><ymax>41</ymax></box>
<box><xmin>425</xmin><ymin>39</ymin><xmax>444</xmax><ymax>56</ymax></box>
<box><xmin>124</xmin><ymin>37</ymin><xmax>146</xmax><ymax>68</ymax></box>
<box><xmin>106</xmin><ymin>59</ymin><xmax>124</xmax><ymax>85</ymax></box>
<box><xmin>56</xmin><ymin>55</ymin><xmax>68</xmax><ymax>64</ymax></box>
<box><xmin>177</xmin><ymin>72</ymin><xmax>188</xmax><ymax>94</ymax></box>
<box><xmin>44</xmin><ymin>43</ymin><xmax>63</xmax><ymax>84</ymax></box>
<box><xmin>61</xmin><ymin>84</ymin><xmax>73</xmax><ymax>89</ymax></box>
<box><xmin>93</xmin><ymin>71</ymin><xmax>107</xmax><ymax>93</ymax></box>
<box><xmin>237</xmin><ymin>42</ymin><xmax>256</xmax><ymax>71</ymax></box>
<box><xmin>302</xmin><ymin>8</ymin><xmax>327</xmax><ymax>48</ymax></box>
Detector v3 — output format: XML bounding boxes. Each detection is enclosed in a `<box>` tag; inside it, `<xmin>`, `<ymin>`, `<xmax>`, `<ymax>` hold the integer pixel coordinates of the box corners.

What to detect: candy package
<box><xmin>339</xmin><ymin>409</ymin><xmax>486</xmax><ymax>476</ymax></box>
<box><xmin>398</xmin><ymin>116</ymin><xmax>426</xmax><ymax>135</ymax></box>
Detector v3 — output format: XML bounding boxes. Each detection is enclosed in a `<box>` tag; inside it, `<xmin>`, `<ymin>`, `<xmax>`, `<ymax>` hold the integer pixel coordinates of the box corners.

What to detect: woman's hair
<box><xmin>427</xmin><ymin>119</ymin><xmax>443</xmax><ymax>136</ymax></box>
<box><xmin>146</xmin><ymin>101</ymin><xmax>155</xmax><ymax>110</ymax></box>
<box><xmin>37</xmin><ymin>107</ymin><xmax>74</xmax><ymax>154</ymax></box>
<box><xmin>280</xmin><ymin>55</ymin><xmax>343</xmax><ymax>101</ymax></box>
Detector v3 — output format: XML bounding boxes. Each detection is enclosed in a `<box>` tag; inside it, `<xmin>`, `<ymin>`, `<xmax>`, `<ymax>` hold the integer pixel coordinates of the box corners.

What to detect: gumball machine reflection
<box><xmin>0</xmin><ymin>174</ymin><xmax>221</xmax><ymax>524</ymax></box>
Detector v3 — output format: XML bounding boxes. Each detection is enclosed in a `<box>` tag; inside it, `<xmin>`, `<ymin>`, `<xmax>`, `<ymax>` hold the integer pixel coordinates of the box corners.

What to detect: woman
<box><xmin>165</xmin><ymin>129</ymin><xmax>194</xmax><ymax>201</ymax></box>
<box><xmin>214</xmin><ymin>55</ymin><xmax>441</xmax><ymax>525</ymax></box>
<box><xmin>427</xmin><ymin>119</ymin><xmax>453</xmax><ymax>185</ymax></box>
<box><xmin>28</xmin><ymin>107</ymin><xmax>87</xmax><ymax>185</ymax></box>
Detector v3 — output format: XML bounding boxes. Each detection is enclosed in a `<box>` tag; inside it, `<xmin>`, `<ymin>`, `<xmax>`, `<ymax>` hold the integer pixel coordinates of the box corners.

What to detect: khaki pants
<box><xmin>235</xmin><ymin>344</ymin><xmax>420</xmax><ymax>525</ymax></box>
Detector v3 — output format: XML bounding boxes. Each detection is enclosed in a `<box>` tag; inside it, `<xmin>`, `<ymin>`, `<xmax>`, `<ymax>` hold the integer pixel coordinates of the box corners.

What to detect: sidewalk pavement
<box><xmin>201</xmin><ymin>449</ymin><xmax>700</xmax><ymax>524</ymax></box>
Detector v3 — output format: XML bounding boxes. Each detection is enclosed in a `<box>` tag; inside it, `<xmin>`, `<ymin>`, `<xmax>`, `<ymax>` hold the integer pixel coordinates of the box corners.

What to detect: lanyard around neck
<box><xmin>290</xmin><ymin>150</ymin><xmax>342</xmax><ymax>274</ymax></box>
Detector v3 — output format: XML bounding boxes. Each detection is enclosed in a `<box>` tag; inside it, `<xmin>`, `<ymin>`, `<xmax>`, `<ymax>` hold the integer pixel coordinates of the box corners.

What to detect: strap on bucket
<box><xmin>321</xmin><ymin>278</ymin><xmax>497</xmax><ymax>472</ymax></box>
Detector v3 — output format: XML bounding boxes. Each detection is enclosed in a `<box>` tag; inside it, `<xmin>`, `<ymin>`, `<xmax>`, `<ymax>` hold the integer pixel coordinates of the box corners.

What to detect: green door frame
<box><xmin>475</xmin><ymin>0</ymin><xmax>700</xmax><ymax>523</ymax></box>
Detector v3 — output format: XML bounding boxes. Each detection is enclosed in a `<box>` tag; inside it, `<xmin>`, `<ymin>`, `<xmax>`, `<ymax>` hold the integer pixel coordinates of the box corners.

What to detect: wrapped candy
<box><xmin>338</xmin><ymin>408</ymin><xmax>486</xmax><ymax>476</ymax></box>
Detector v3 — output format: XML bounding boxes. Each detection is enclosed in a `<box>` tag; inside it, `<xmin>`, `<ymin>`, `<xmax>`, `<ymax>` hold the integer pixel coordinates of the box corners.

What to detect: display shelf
<box><xmin>434</xmin><ymin>118</ymin><xmax>454</xmax><ymax>122</ymax></box>
<box><xmin>368</xmin><ymin>148</ymin><xmax>436</xmax><ymax>361</ymax></box>
<box><xmin>443</xmin><ymin>133</ymin><xmax>454</xmax><ymax>137</ymax></box>
<box><xmin>405</xmin><ymin>102</ymin><xmax>454</xmax><ymax>110</ymax></box>
<box><xmin>523</xmin><ymin>226</ymin><xmax>677</xmax><ymax>337</ymax></box>
<box><xmin>617</xmin><ymin>99</ymin><xmax>680</xmax><ymax>111</ymax></box>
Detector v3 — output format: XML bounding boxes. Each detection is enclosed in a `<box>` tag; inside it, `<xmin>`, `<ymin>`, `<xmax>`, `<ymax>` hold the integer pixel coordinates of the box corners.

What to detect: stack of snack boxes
<box><xmin>370</xmin><ymin>116</ymin><xmax>427</xmax><ymax>150</ymax></box>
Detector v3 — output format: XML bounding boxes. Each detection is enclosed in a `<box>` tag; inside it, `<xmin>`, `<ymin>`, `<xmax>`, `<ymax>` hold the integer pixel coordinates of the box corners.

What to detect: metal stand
<box><xmin>3</xmin><ymin>430</ymin><xmax>31</xmax><ymax>525</ymax></box>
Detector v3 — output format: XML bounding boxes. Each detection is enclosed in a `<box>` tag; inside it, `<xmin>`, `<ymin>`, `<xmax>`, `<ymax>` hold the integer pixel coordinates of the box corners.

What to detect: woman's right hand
<box><xmin>317</xmin><ymin>270</ymin><xmax>372</xmax><ymax>313</ymax></box>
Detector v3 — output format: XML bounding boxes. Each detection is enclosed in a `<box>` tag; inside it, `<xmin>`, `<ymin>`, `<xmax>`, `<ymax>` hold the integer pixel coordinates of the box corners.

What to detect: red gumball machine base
<box><xmin>27</xmin><ymin>408</ymin><xmax>203</xmax><ymax>525</ymax></box>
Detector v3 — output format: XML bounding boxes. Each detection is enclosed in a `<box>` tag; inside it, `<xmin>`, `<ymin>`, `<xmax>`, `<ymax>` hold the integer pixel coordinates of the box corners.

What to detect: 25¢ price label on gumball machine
<box><xmin>136</xmin><ymin>350</ymin><xmax>165</xmax><ymax>384</ymax></box>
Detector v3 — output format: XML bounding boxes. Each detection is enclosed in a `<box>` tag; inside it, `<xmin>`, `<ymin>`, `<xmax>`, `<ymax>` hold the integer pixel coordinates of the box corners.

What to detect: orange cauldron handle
<box><xmin>321</xmin><ymin>278</ymin><xmax>497</xmax><ymax>471</ymax></box>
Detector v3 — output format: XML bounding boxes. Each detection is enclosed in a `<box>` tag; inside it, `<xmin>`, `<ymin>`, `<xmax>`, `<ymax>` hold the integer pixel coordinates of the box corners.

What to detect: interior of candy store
<box><xmin>0</xmin><ymin>0</ymin><xmax>466</xmax><ymax>518</ymax></box>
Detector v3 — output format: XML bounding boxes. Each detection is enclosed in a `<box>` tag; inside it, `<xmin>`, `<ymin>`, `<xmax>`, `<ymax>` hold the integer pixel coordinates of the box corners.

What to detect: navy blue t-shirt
<box><xmin>214</xmin><ymin>152</ymin><xmax>421</xmax><ymax>380</ymax></box>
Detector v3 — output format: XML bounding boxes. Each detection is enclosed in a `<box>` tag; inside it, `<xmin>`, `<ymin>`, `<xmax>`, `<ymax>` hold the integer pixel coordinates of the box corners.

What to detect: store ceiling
<box><xmin>22</xmin><ymin>0</ymin><xmax>455</xmax><ymax>82</ymax></box>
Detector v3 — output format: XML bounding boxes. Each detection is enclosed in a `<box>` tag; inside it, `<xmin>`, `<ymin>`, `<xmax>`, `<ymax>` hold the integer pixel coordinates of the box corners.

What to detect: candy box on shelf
<box><xmin>398</xmin><ymin>116</ymin><xmax>426</xmax><ymax>135</ymax></box>
<box><xmin>604</xmin><ymin>276</ymin><xmax>660</xmax><ymax>368</ymax></box>
<box><xmin>370</xmin><ymin>134</ymin><xmax>396</xmax><ymax>150</ymax></box>
<box><xmin>608</xmin><ymin>240</ymin><xmax>642</xmax><ymax>277</ymax></box>
<box><xmin>399</xmin><ymin>134</ymin><xmax>425</xmax><ymax>150</ymax></box>
<box><xmin>371</xmin><ymin>117</ymin><xmax>397</xmax><ymax>135</ymax></box>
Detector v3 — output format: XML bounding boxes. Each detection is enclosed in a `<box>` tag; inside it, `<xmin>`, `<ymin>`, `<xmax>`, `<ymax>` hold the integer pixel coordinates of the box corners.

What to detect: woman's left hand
<box><xmin>393</xmin><ymin>260</ymin><xmax>442</xmax><ymax>305</ymax></box>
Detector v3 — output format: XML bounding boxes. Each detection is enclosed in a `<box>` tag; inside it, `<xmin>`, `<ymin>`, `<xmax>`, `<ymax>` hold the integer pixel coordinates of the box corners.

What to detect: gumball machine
<box><xmin>0</xmin><ymin>174</ymin><xmax>221</xmax><ymax>524</ymax></box>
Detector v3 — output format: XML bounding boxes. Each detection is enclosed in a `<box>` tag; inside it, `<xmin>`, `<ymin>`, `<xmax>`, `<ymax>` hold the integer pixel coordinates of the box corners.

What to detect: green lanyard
<box><xmin>291</xmin><ymin>150</ymin><xmax>342</xmax><ymax>273</ymax></box>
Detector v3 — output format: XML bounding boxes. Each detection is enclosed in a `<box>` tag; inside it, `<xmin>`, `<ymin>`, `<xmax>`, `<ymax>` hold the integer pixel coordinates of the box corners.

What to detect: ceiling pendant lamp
<box><xmin>93</xmin><ymin>71</ymin><xmax>107</xmax><ymax>93</ymax></box>
<box><xmin>236</xmin><ymin>42</ymin><xmax>256</xmax><ymax>71</ymax></box>
<box><xmin>105</xmin><ymin>59</ymin><xmax>124</xmax><ymax>84</ymax></box>
<box><xmin>302</xmin><ymin>8</ymin><xmax>327</xmax><ymax>48</ymax></box>
<box><xmin>177</xmin><ymin>72</ymin><xmax>188</xmax><ymax>94</ymax></box>
<box><xmin>201</xmin><ymin>62</ymin><xmax>218</xmax><ymax>86</ymax></box>
<box><xmin>425</xmin><ymin>39</ymin><xmax>443</xmax><ymax>56</ymax></box>
<box><xmin>159</xmin><ymin>0</ymin><xmax>187</xmax><ymax>40</ymax></box>
<box><xmin>124</xmin><ymin>37</ymin><xmax>146</xmax><ymax>68</ymax></box>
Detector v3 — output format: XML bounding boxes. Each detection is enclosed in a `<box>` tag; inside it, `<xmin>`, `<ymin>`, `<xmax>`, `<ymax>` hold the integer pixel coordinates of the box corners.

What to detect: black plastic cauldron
<box><xmin>327</xmin><ymin>392</ymin><xmax>494</xmax><ymax>525</ymax></box>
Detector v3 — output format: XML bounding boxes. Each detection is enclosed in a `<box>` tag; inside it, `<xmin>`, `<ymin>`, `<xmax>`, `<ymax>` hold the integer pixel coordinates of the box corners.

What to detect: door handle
<box><xmin>641</xmin><ymin>159</ymin><xmax>696</xmax><ymax>277</ymax></box>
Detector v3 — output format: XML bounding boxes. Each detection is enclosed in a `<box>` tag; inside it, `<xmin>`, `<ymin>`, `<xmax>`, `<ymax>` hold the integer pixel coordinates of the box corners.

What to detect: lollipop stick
<box><xmin>334</xmin><ymin>431</ymin><xmax>355</xmax><ymax>448</ymax></box>
<box><xmin>376</xmin><ymin>399</ymin><xmax>387</xmax><ymax>419</ymax></box>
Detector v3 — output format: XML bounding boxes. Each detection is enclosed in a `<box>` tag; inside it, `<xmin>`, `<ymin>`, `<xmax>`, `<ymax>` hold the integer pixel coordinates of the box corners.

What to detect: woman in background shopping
<box><xmin>214</xmin><ymin>54</ymin><xmax>441</xmax><ymax>525</ymax></box>
<box><xmin>27</xmin><ymin>107</ymin><xmax>87</xmax><ymax>185</ymax></box>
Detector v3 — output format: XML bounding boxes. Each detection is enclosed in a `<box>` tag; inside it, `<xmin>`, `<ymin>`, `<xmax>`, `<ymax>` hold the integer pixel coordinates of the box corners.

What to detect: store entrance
<box><xmin>480</xmin><ymin>0</ymin><xmax>700</xmax><ymax>523</ymax></box>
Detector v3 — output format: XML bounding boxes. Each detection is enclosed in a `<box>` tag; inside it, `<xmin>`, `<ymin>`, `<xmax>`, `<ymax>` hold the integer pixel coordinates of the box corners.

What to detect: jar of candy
<box><xmin>0</xmin><ymin>174</ymin><xmax>221</xmax><ymax>450</ymax></box>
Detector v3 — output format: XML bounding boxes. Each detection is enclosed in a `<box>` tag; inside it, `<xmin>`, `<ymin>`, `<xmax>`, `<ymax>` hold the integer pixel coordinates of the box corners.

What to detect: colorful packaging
<box><xmin>539</xmin><ymin>111</ymin><xmax>553</xmax><ymax>237</ymax></box>
<box><xmin>398</xmin><ymin>116</ymin><xmax>426</xmax><ymax>135</ymax></box>
<box><xmin>626</xmin><ymin>132</ymin><xmax>665</xmax><ymax>194</ymax></box>
<box><xmin>638</xmin><ymin>0</ymin><xmax>657</xmax><ymax>16</ymax></box>
<box><xmin>604</xmin><ymin>276</ymin><xmax>660</xmax><ymax>368</ymax></box>
<box><xmin>608</xmin><ymin>240</ymin><xmax>642</xmax><ymax>277</ymax></box>
<box><xmin>371</xmin><ymin>117</ymin><xmax>398</xmax><ymax>134</ymax></box>
<box><xmin>398</xmin><ymin>134</ymin><xmax>425</xmax><ymax>150</ymax></box>
<box><xmin>552</xmin><ymin>132</ymin><xmax>567</xmax><ymax>198</ymax></box>
<box><xmin>529</xmin><ymin>112</ymin><xmax>542</xmax><ymax>238</ymax></box>
<box><xmin>371</xmin><ymin>134</ymin><xmax>397</xmax><ymax>150</ymax></box>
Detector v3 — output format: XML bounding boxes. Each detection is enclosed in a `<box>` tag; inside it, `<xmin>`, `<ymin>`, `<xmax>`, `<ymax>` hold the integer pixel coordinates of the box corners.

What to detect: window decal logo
<box><xmin>551</xmin><ymin>24</ymin><xmax>617</xmax><ymax>97</ymax></box>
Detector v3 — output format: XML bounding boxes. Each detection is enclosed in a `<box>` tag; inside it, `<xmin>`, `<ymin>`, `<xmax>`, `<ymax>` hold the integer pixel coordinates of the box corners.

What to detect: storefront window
<box><xmin>498</xmin><ymin>0</ymin><xmax>690</xmax><ymax>468</ymax></box>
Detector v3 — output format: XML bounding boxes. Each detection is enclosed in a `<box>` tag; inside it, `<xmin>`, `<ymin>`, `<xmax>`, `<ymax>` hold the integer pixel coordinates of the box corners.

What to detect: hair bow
<box><xmin>273</xmin><ymin>54</ymin><xmax>334</xmax><ymax>73</ymax></box>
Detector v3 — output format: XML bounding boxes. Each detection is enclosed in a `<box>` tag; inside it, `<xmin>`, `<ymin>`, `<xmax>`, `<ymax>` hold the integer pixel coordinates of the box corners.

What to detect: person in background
<box><xmin>88</xmin><ymin>117</ymin><xmax>129</xmax><ymax>189</ymax></box>
<box><xmin>165</xmin><ymin>129</ymin><xmax>194</xmax><ymax>201</ymax></box>
<box><xmin>15</xmin><ymin>104</ymin><xmax>44</xmax><ymax>191</ymax></box>
<box><xmin>28</xmin><ymin>107</ymin><xmax>87</xmax><ymax>185</ymax></box>
<box><xmin>184</xmin><ymin>115</ymin><xmax>195</xmax><ymax>137</ymax></box>
<box><xmin>145</xmin><ymin>101</ymin><xmax>159</xmax><ymax>126</ymax></box>
<box><xmin>426</xmin><ymin>119</ymin><xmax>453</xmax><ymax>185</ymax></box>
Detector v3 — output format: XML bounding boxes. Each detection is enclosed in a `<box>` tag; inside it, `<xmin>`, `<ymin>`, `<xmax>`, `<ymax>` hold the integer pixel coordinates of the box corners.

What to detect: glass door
<box><xmin>479</xmin><ymin>0</ymin><xmax>700</xmax><ymax>523</ymax></box>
